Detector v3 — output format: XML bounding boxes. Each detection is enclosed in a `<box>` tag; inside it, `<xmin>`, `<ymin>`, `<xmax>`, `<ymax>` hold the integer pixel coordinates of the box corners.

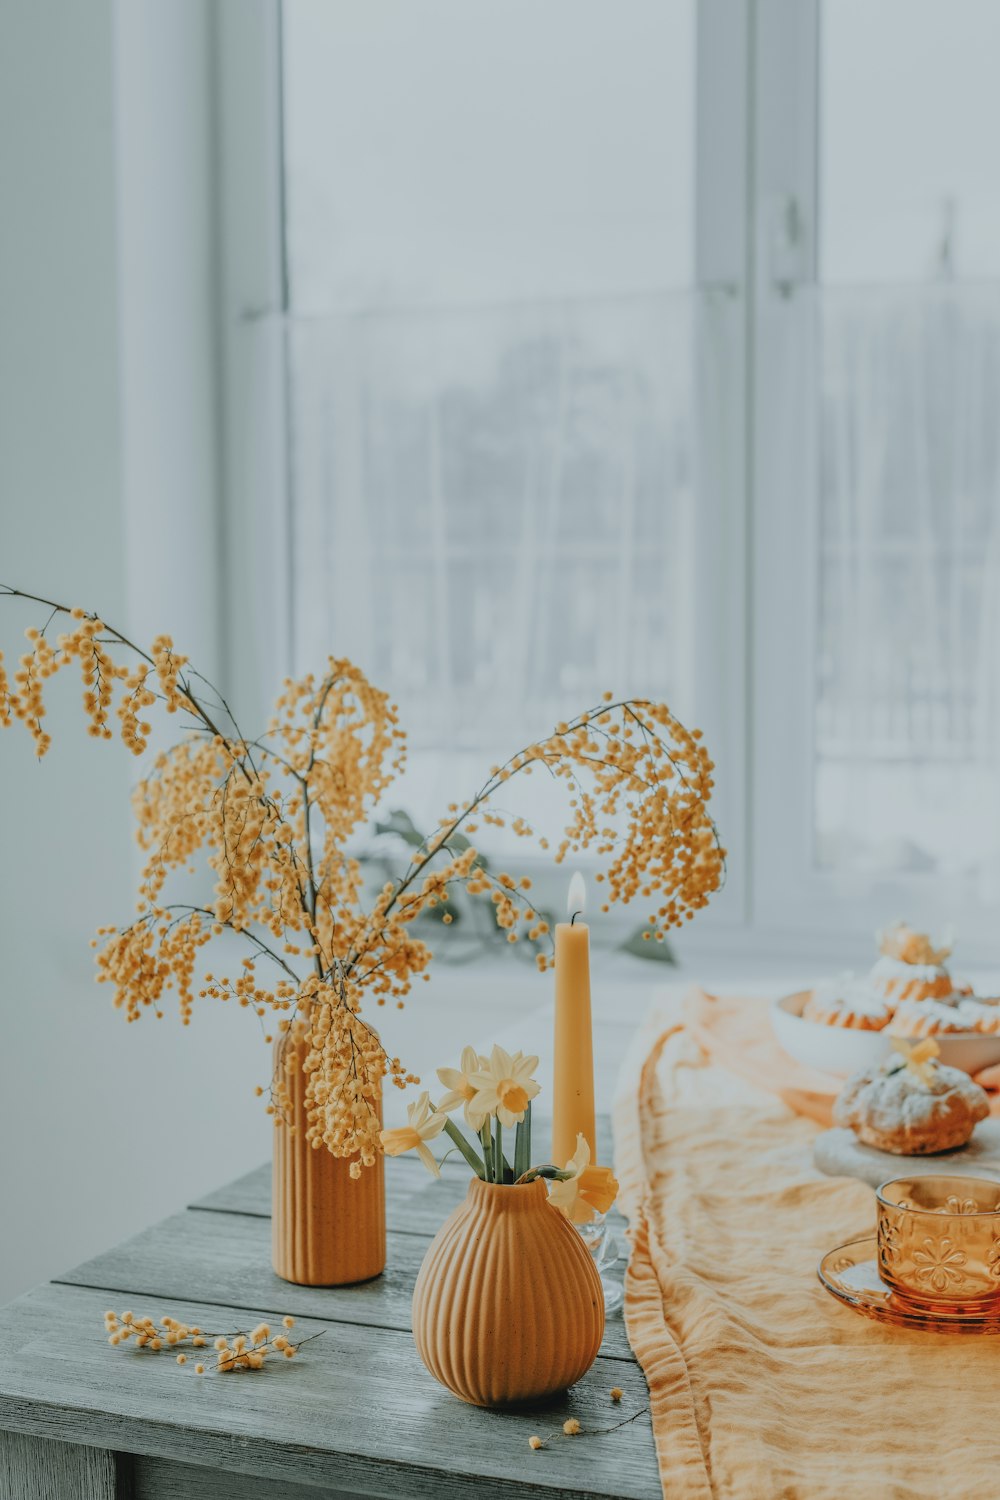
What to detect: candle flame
<box><xmin>567</xmin><ymin>872</ymin><xmax>586</xmax><ymax>918</ymax></box>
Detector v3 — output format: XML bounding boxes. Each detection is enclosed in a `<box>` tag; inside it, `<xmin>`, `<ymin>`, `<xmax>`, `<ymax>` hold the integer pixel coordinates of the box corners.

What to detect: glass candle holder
<box><xmin>576</xmin><ymin>1211</ymin><xmax>624</xmax><ymax>1316</ymax></box>
<box><xmin>876</xmin><ymin>1175</ymin><xmax>1000</xmax><ymax>1312</ymax></box>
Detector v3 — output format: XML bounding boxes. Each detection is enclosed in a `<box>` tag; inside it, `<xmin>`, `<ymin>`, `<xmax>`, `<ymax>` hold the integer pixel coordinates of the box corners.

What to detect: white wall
<box><xmin>116</xmin><ymin>0</ymin><xmax>226</xmax><ymax>680</ymax></box>
<box><xmin>0</xmin><ymin>0</ymin><xmax>269</xmax><ymax>1309</ymax></box>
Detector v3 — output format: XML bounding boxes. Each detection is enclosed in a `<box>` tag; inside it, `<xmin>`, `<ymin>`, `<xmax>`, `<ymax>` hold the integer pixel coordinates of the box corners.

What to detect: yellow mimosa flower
<box><xmin>469</xmin><ymin>1045</ymin><xmax>541</xmax><ymax>1128</ymax></box>
<box><xmin>379</xmin><ymin>1092</ymin><xmax>447</xmax><ymax>1177</ymax></box>
<box><xmin>3</xmin><ymin>589</ymin><xmax>724</xmax><ymax>1172</ymax></box>
<box><xmin>436</xmin><ymin>1045</ymin><xmax>489</xmax><ymax>1129</ymax></box>
<box><xmin>546</xmin><ymin>1134</ymin><xmax>620</xmax><ymax>1221</ymax></box>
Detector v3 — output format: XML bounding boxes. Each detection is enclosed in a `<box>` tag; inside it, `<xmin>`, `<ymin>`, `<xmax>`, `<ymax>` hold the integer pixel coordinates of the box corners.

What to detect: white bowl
<box><xmin>770</xmin><ymin>990</ymin><xmax>1000</xmax><ymax>1080</ymax></box>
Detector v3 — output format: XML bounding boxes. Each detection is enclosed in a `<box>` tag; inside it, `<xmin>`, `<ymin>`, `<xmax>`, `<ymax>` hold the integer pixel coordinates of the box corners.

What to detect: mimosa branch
<box><xmin>1</xmin><ymin>587</ymin><xmax>725</xmax><ymax>1166</ymax></box>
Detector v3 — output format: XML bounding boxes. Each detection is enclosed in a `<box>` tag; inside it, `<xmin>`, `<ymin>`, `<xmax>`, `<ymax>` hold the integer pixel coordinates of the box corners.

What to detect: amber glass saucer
<box><xmin>818</xmin><ymin>1237</ymin><xmax>1000</xmax><ymax>1333</ymax></box>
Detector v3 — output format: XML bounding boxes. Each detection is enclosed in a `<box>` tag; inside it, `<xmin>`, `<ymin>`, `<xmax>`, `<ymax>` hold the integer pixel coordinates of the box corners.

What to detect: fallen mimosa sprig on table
<box><xmin>527</xmin><ymin>1398</ymin><xmax>652</xmax><ymax>1451</ymax></box>
<box><xmin>103</xmin><ymin>1310</ymin><xmax>322</xmax><ymax>1373</ymax></box>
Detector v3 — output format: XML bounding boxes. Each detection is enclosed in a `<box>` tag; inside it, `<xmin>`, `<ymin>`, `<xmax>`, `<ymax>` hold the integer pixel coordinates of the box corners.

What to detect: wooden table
<box><xmin>0</xmin><ymin>1115</ymin><xmax>658</xmax><ymax>1500</ymax></box>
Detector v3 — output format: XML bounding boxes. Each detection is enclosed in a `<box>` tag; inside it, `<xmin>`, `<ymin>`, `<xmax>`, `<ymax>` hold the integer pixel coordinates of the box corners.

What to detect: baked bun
<box><xmin>876</xmin><ymin>921</ymin><xmax>952</xmax><ymax>967</ymax></box>
<box><xmin>887</xmin><ymin>997</ymin><xmax>972</xmax><ymax>1037</ymax></box>
<box><xmin>868</xmin><ymin>922</ymin><xmax>955</xmax><ymax>1002</ymax></box>
<box><xmin>955</xmin><ymin>996</ymin><xmax>1000</xmax><ymax>1035</ymax></box>
<box><xmin>803</xmin><ymin>980</ymin><xmax>894</xmax><ymax>1031</ymax></box>
<box><xmin>834</xmin><ymin>1041</ymin><xmax>989</xmax><ymax>1154</ymax></box>
<box><xmin>868</xmin><ymin>955</ymin><xmax>955</xmax><ymax>1003</ymax></box>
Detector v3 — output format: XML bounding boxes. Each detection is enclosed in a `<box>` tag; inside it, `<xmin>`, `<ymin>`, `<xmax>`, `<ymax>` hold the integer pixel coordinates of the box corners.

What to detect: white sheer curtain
<box><xmin>278</xmin><ymin>0</ymin><xmax>699</xmax><ymax>837</ymax></box>
<box><xmin>815</xmin><ymin>284</ymin><xmax>1000</xmax><ymax>894</ymax></box>
<box><xmin>287</xmin><ymin>294</ymin><xmax>698</xmax><ymax>832</ymax></box>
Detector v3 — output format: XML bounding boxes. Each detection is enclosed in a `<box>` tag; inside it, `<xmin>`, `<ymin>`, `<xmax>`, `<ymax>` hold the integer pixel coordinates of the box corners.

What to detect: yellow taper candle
<box><xmin>552</xmin><ymin>872</ymin><xmax>597</xmax><ymax>1169</ymax></box>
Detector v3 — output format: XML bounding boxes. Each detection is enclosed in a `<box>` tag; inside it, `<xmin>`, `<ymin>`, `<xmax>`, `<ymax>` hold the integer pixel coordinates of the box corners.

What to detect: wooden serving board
<box><xmin>813</xmin><ymin>1118</ymin><xmax>1000</xmax><ymax>1188</ymax></box>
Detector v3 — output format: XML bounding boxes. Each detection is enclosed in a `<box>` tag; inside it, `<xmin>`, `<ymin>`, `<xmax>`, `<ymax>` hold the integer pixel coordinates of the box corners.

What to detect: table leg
<box><xmin>0</xmin><ymin>1431</ymin><xmax>128</xmax><ymax>1500</ymax></box>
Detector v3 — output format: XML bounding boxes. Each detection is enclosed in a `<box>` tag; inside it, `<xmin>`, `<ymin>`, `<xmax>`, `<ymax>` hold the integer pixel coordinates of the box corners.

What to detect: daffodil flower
<box><xmin>436</xmin><ymin>1045</ymin><xmax>489</xmax><ymax>1130</ymax></box>
<box><xmin>546</xmin><ymin>1134</ymin><xmax>620</xmax><ymax>1221</ymax></box>
<box><xmin>469</xmin><ymin>1045</ymin><xmax>541</xmax><ymax>1128</ymax></box>
<box><xmin>379</xmin><ymin>1092</ymin><xmax>447</xmax><ymax>1177</ymax></box>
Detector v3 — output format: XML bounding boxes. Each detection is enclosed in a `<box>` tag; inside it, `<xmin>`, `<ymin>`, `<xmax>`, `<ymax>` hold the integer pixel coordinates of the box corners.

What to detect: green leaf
<box><xmin>443</xmin><ymin>1118</ymin><xmax>485</xmax><ymax>1178</ymax></box>
<box><xmin>480</xmin><ymin>1119</ymin><xmax>494</xmax><ymax>1183</ymax></box>
<box><xmin>618</xmin><ymin>924</ymin><xmax>678</xmax><ymax>963</ymax></box>
<box><xmin>373</xmin><ymin>809</ymin><xmax>426</xmax><ymax>848</ymax></box>
<box><xmin>372</xmin><ymin>809</ymin><xmax>490</xmax><ymax>872</ymax></box>
<box><xmin>514</xmin><ymin>1102</ymin><xmax>531</xmax><ymax>1180</ymax></box>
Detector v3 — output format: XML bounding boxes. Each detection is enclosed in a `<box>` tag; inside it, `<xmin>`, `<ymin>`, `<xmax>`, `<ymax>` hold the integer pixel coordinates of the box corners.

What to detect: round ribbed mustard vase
<box><xmin>411</xmin><ymin>1177</ymin><xmax>604</xmax><ymax>1407</ymax></box>
<box><xmin>271</xmin><ymin>1034</ymin><xmax>385</xmax><ymax>1286</ymax></box>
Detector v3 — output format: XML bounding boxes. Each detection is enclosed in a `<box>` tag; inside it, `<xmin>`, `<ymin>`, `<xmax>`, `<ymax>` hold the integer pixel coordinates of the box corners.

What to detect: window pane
<box><xmin>283</xmin><ymin>0</ymin><xmax>694</xmax><ymax>311</ymax></box>
<box><xmin>815</xmin><ymin>286</ymin><xmax>1000</xmax><ymax>882</ymax></box>
<box><xmin>286</xmin><ymin>297</ymin><xmax>696</xmax><ymax>829</ymax></box>
<box><xmin>281</xmin><ymin>1</ymin><xmax>697</xmax><ymax>829</ymax></box>
<box><xmin>822</xmin><ymin>0</ymin><xmax>1000</xmax><ymax>283</ymax></box>
<box><xmin>815</xmin><ymin>3</ymin><xmax>1000</xmax><ymax>889</ymax></box>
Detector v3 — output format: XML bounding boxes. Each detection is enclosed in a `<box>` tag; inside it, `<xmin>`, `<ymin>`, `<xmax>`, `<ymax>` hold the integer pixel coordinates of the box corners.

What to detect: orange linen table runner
<box><xmin>615</xmin><ymin>990</ymin><xmax>1000</xmax><ymax>1500</ymax></box>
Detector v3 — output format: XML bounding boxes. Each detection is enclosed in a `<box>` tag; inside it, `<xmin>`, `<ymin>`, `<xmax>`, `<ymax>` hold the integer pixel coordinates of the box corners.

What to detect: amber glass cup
<box><xmin>876</xmin><ymin>1175</ymin><xmax>1000</xmax><ymax>1312</ymax></box>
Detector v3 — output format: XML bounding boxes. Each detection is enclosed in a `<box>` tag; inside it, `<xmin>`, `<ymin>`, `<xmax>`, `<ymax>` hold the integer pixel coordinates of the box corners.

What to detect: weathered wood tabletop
<box><xmin>0</xmin><ymin>1114</ymin><xmax>658</xmax><ymax>1500</ymax></box>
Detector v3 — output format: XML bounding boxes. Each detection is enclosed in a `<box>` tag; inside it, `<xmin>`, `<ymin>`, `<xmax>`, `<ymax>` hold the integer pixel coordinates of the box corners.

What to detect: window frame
<box><xmin>214</xmin><ymin>0</ymin><xmax>1000</xmax><ymax>964</ymax></box>
<box><xmin>749</xmin><ymin>0</ymin><xmax>824</xmax><ymax>940</ymax></box>
<box><xmin>749</xmin><ymin>0</ymin><xmax>1000</xmax><ymax>958</ymax></box>
<box><xmin>214</xmin><ymin>0</ymin><xmax>294</xmax><ymax>734</ymax></box>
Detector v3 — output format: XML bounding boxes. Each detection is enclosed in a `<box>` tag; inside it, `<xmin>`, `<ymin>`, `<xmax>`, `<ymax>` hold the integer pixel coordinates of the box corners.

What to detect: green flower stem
<box><xmin>443</xmin><ymin>1118</ymin><xmax>485</xmax><ymax>1179</ymax></box>
<box><xmin>495</xmin><ymin>1120</ymin><xmax>503</xmax><ymax>1183</ymax></box>
<box><xmin>480</xmin><ymin>1119</ymin><xmax>494</xmax><ymax>1183</ymax></box>
<box><xmin>514</xmin><ymin>1103</ymin><xmax>531</xmax><ymax>1181</ymax></box>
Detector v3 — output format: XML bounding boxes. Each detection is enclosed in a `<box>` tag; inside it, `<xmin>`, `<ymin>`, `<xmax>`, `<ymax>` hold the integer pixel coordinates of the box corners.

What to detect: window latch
<box><xmin>764</xmin><ymin>193</ymin><xmax>809</xmax><ymax>299</ymax></box>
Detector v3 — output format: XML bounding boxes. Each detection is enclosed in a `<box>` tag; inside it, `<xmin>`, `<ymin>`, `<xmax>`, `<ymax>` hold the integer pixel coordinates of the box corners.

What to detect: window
<box><xmin>753</xmin><ymin>0</ymin><xmax>1000</xmax><ymax>945</ymax></box>
<box><xmin>280</xmin><ymin>0</ymin><xmax>709</xmax><ymax>864</ymax></box>
<box><xmin>227</xmin><ymin>0</ymin><xmax>1000</xmax><ymax>950</ymax></box>
<box><xmin>814</xmin><ymin>0</ymin><xmax>1000</xmax><ymax>890</ymax></box>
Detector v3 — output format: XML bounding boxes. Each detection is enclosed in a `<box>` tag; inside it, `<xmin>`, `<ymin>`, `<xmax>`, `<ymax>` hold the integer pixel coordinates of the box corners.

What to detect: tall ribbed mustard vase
<box><xmin>271</xmin><ymin>1032</ymin><xmax>386</xmax><ymax>1286</ymax></box>
<box><xmin>412</xmin><ymin>1177</ymin><xmax>604</xmax><ymax>1406</ymax></box>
